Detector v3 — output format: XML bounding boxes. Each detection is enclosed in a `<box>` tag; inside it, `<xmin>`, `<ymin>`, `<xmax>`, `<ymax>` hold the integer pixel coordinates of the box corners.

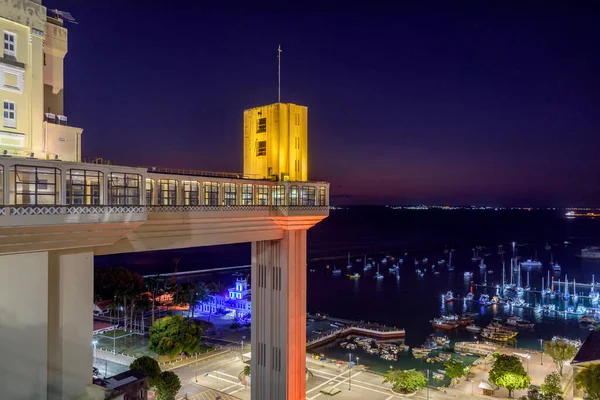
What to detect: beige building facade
<box><xmin>0</xmin><ymin>0</ymin><xmax>81</xmax><ymax>161</ymax></box>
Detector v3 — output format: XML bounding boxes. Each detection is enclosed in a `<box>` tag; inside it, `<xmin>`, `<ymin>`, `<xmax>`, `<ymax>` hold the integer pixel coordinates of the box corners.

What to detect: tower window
<box><xmin>257</xmin><ymin>141</ymin><xmax>266</xmax><ymax>156</ymax></box>
<box><xmin>3</xmin><ymin>32</ymin><xmax>16</xmax><ymax>58</ymax></box>
<box><xmin>3</xmin><ymin>101</ymin><xmax>16</xmax><ymax>128</ymax></box>
<box><xmin>257</xmin><ymin>117</ymin><xmax>267</xmax><ymax>133</ymax></box>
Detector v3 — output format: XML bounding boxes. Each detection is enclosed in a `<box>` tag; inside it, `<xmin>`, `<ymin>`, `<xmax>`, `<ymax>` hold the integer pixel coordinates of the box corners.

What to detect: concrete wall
<box><xmin>0</xmin><ymin>251</ymin><xmax>50</xmax><ymax>399</ymax></box>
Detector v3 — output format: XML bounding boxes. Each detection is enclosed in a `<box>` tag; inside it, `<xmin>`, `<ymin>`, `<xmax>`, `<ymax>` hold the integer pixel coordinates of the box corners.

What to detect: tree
<box><xmin>541</xmin><ymin>372</ymin><xmax>563</xmax><ymax>397</ymax></box>
<box><xmin>575</xmin><ymin>364</ymin><xmax>600</xmax><ymax>400</ymax></box>
<box><xmin>130</xmin><ymin>356</ymin><xmax>161</xmax><ymax>387</ymax></box>
<box><xmin>155</xmin><ymin>371</ymin><xmax>181</xmax><ymax>400</ymax></box>
<box><xmin>243</xmin><ymin>365</ymin><xmax>251</xmax><ymax>377</ymax></box>
<box><xmin>544</xmin><ymin>339</ymin><xmax>578</xmax><ymax>376</ymax></box>
<box><xmin>383</xmin><ymin>369</ymin><xmax>427</xmax><ymax>394</ymax></box>
<box><xmin>445</xmin><ymin>359</ymin><xmax>468</xmax><ymax>380</ymax></box>
<box><xmin>149</xmin><ymin>315</ymin><xmax>203</xmax><ymax>357</ymax></box>
<box><xmin>489</xmin><ymin>354</ymin><xmax>531</xmax><ymax>398</ymax></box>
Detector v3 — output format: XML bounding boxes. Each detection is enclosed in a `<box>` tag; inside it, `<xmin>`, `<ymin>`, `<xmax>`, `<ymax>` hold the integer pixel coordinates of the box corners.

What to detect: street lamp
<box><xmin>348</xmin><ymin>354</ymin><xmax>352</xmax><ymax>391</ymax></box>
<box><xmin>426</xmin><ymin>369</ymin><xmax>430</xmax><ymax>400</ymax></box>
<box><xmin>526</xmin><ymin>353</ymin><xmax>531</xmax><ymax>373</ymax></box>
<box><xmin>356</xmin><ymin>357</ymin><xmax>359</xmax><ymax>369</ymax></box>
<box><xmin>471</xmin><ymin>379</ymin><xmax>474</xmax><ymax>395</ymax></box>
<box><xmin>539</xmin><ymin>339</ymin><xmax>544</xmax><ymax>365</ymax></box>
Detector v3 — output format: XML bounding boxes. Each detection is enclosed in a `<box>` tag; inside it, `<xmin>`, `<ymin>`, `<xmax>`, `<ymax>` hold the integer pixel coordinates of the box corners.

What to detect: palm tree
<box><xmin>135</xmin><ymin>293</ymin><xmax>151</xmax><ymax>333</ymax></box>
<box><xmin>146</xmin><ymin>274</ymin><xmax>161</xmax><ymax>326</ymax></box>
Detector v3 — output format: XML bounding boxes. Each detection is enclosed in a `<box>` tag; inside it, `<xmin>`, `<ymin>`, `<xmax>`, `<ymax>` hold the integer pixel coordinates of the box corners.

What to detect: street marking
<box><xmin>311</xmin><ymin>371</ymin><xmax>393</xmax><ymax>396</ymax></box>
<box><xmin>229</xmin><ymin>386</ymin><xmax>248</xmax><ymax>395</ymax></box>
<box><xmin>312</xmin><ymin>369</ymin><xmax>390</xmax><ymax>391</ymax></box>
<box><xmin>222</xmin><ymin>383</ymin><xmax>242</xmax><ymax>392</ymax></box>
<box><xmin>204</xmin><ymin>374</ymin><xmax>238</xmax><ymax>385</ymax></box>
<box><xmin>306</xmin><ymin>369</ymin><xmax>355</xmax><ymax>394</ymax></box>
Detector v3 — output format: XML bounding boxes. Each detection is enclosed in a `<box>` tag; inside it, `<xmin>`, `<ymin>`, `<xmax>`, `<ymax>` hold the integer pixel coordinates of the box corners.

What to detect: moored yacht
<box><xmin>466</xmin><ymin>324</ymin><xmax>481</xmax><ymax>333</ymax></box>
<box><xmin>442</xmin><ymin>291</ymin><xmax>455</xmax><ymax>303</ymax></box>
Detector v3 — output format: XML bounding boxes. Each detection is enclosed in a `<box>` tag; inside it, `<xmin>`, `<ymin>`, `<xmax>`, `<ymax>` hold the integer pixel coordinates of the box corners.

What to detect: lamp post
<box><xmin>471</xmin><ymin>379</ymin><xmax>474</xmax><ymax>395</ymax></box>
<box><xmin>348</xmin><ymin>354</ymin><xmax>352</xmax><ymax>391</ymax></box>
<box><xmin>356</xmin><ymin>357</ymin><xmax>359</xmax><ymax>369</ymax></box>
<box><xmin>426</xmin><ymin>369</ymin><xmax>430</xmax><ymax>400</ymax></box>
<box><xmin>527</xmin><ymin>353</ymin><xmax>530</xmax><ymax>373</ymax></box>
<box><xmin>540</xmin><ymin>339</ymin><xmax>544</xmax><ymax>365</ymax></box>
<box><xmin>241</xmin><ymin>340</ymin><xmax>244</xmax><ymax>362</ymax></box>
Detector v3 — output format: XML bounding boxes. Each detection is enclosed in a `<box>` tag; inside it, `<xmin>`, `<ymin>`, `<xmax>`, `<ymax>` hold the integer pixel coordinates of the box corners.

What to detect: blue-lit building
<box><xmin>200</xmin><ymin>278</ymin><xmax>251</xmax><ymax>318</ymax></box>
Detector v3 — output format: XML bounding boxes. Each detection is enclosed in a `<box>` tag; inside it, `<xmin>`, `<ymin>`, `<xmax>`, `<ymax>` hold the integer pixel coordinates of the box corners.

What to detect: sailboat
<box><xmin>479</xmin><ymin>258</ymin><xmax>487</xmax><ymax>269</ymax></box>
<box><xmin>551</xmin><ymin>253</ymin><xmax>561</xmax><ymax>272</ymax></box>
<box><xmin>471</xmin><ymin>248</ymin><xmax>481</xmax><ymax>262</ymax></box>
<box><xmin>375</xmin><ymin>263</ymin><xmax>384</xmax><ymax>280</ymax></box>
<box><xmin>332</xmin><ymin>266</ymin><xmax>342</xmax><ymax>275</ymax></box>
<box><xmin>447</xmin><ymin>250</ymin><xmax>454</xmax><ymax>271</ymax></box>
<box><xmin>347</xmin><ymin>253</ymin><xmax>352</xmax><ymax>269</ymax></box>
<box><xmin>363</xmin><ymin>255</ymin><xmax>372</xmax><ymax>271</ymax></box>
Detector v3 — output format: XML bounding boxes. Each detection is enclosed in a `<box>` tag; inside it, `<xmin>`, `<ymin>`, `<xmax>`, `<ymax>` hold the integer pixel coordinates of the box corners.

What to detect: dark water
<box><xmin>97</xmin><ymin>208</ymin><xmax>600</xmax><ymax>373</ymax></box>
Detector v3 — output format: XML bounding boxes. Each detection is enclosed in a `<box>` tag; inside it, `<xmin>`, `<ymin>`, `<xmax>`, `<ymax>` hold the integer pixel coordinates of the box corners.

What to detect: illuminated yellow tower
<box><xmin>243</xmin><ymin>102</ymin><xmax>308</xmax><ymax>181</ymax></box>
<box><xmin>0</xmin><ymin>1</ymin><xmax>82</xmax><ymax>161</ymax></box>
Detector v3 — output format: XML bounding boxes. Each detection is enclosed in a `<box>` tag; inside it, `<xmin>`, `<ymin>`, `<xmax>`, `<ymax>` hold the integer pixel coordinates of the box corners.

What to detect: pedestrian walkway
<box><xmin>183</xmin><ymin>388</ymin><xmax>242</xmax><ymax>400</ymax></box>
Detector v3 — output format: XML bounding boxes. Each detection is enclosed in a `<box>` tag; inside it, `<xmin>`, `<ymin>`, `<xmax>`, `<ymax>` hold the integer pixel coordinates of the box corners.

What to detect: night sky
<box><xmin>46</xmin><ymin>1</ymin><xmax>600</xmax><ymax>206</ymax></box>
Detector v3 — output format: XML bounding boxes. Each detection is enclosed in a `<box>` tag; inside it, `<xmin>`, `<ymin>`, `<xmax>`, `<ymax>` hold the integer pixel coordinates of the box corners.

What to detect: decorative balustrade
<box><xmin>0</xmin><ymin>204</ymin><xmax>330</xmax><ymax>217</ymax></box>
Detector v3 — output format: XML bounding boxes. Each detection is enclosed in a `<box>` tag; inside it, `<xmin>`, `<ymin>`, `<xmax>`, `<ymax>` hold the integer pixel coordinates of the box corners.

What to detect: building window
<box><xmin>272</xmin><ymin>185</ymin><xmax>285</xmax><ymax>206</ymax></box>
<box><xmin>3</xmin><ymin>32</ymin><xmax>16</xmax><ymax>58</ymax></box>
<box><xmin>10</xmin><ymin>165</ymin><xmax>60</xmax><ymax>205</ymax></box>
<box><xmin>108</xmin><ymin>173</ymin><xmax>140</xmax><ymax>205</ymax></box>
<box><xmin>203</xmin><ymin>182</ymin><xmax>219</xmax><ymax>205</ymax></box>
<box><xmin>289</xmin><ymin>185</ymin><xmax>299</xmax><ymax>206</ymax></box>
<box><xmin>242</xmin><ymin>184</ymin><xmax>253</xmax><ymax>205</ymax></box>
<box><xmin>3</xmin><ymin>101</ymin><xmax>15</xmax><ymax>128</ymax></box>
<box><xmin>301</xmin><ymin>186</ymin><xmax>316</xmax><ymax>206</ymax></box>
<box><xmin>319</xmin><ymin>187</ymin><xmax>327</xmax><ymax>206</ymax></box>
<box><xmin>257</xmin><ymin>117</ymin><xmax>266</xmax><ymax>133</ymax></box>
<box><xmin>145</xmin><ymin>179</ymin><xmax>154</xmax><ymax>205</ymax></box>
<box><xmin>223</xmin><ymin>183</ymin><xmax>237</xmax><ymax>206</ymax></box>
<box><xmin>183</xmin><ymin>181</ymin><xmax>199</xmax><ymax>205</ymax></box>
<box><xmin>256</xmin><ymin>141</ymin><xmax>266</xmax><ymax>157</ymax></box>
<box><xmin>66</xmin><ymin>169</ymin><xmax>103</xmax><ymax>205</ymax></box>
<box><xmin>256</xmin><ymin>185</ymin><xmax>269</xmax><ymax>205</ymax></box>
<box><xmin>158</xmin><ymin>179</ymin><xmax>177</xmax><ymax>205</ymax></box>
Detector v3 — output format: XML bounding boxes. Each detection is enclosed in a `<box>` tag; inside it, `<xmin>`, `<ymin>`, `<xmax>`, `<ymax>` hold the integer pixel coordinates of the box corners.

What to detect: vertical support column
<box><xmin>252</xmin><ymin>229</ymin><xmax>307</xmax><ymax>400</ymax></box>
<box><xmin>47</xmin><ymin>249</ymin><xmax>94</xmax><ymax>400</ymax></box>
<box><xmin>0</xmin><ymin>252</ymin><xmax>50</xmax><ymax>399</ymax></box>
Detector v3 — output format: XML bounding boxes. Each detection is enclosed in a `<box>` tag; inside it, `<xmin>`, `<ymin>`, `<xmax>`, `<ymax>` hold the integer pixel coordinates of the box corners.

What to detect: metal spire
<box><xmin>278</xmin><ymin>45</ymin><xmax>282</xmax><ymax>102</ymax></box>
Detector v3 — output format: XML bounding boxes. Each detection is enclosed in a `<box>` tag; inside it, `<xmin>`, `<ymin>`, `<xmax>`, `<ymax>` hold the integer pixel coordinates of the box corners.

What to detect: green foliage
<box><xmin>155</xmin><ymin>371</ymin><xmax>181</xmax><ymax>400</ymax></box>
<box><xmin>544</xmin><ymin>339</ymin><xmax>578</xmax><ymax>376</ymax></box>
<box><xmin>575</xmin><ymin>364</ymin><xmax>600</xmax><ymax>400</ymax></box>
<box><xmin>95</xmin><ymin>267</ymin><xmax>144</xmax><ymax>300</ymax></box>
<box><xmin>130</xmin><ymin>356</ymin><xmax>161</xmax><ymax>387</ymax></box>
<box><xmin>149</xmin><ymin>315</ymin><xmax>203</xmax><ymax>357</ymax></box>
<box><xmin>541</xmin><ymin>372</ymin><xmax>563</xmax><ymax>397</ymax></box>
<box><xmin>444</xmin><ymin>359</ymin><xmax>467</xmax><ymax>379</ymax></box>
<box><xmin>489</xmin><ymin>354</ymin><xmax>531</xmax><ymax>398</ymax></box>
<box><xmin>383</xmin><ymin>369</ymin><xmax>427</xmax><ymax>393</ymax></box>
<box><xmin>243</xmin><ymin>365</ymin><xmax>251</xmax><ymax>376</ymax></box>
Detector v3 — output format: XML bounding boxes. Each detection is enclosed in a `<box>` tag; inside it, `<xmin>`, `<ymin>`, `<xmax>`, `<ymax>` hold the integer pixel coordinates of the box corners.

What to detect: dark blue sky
<box><xmin>47</xmin><ymin>0</ymin><xmax>600</xmax><ymax>206</ymax></box>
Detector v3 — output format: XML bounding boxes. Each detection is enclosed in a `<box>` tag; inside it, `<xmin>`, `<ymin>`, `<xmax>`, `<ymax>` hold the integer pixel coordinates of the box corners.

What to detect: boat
<box><xmin>579</xmin><ymin>316</ymin><xmax>596</xmax><ymax>324</ymax></box>
<box><xmin>432</xmin><ymin>318</ymin><xmax>458</xmax><ymax>331</ymax></box>
<box><xmin>553</xmin><ymin>263</ymin><xmax>561</xmax><ymax>272</ymax></box>
<box><xmin>464</xmin><ymin>271</ymin><xmax>473</xmax><ymax>278</ymax></box>
<box><xmin>466</xmin><ymin>325</ymin><xmax>481</xmax><ymax>333</ymax></box>
<box><xmin>332</xmin><ymin>266</ymin><xmax>342</xmax><ymax>275</ymax></box>
<box><xmin>479</xmin><ymin>258</ymin><xmax>487</xmax><ymax>269</ymax></box>
<box><xmin>363</xmin><ymin>255</ymin><xmax>372</xmax><ymax>271</ymax></box>
<box><xmin>347</xmin><ymin>273</ymin><xmax>360</xmax><ymax>279</ymax></box>
<box><xmin>388</xmin><ymin>264</ymin><xmax>399</xmax><ymax>273</ymax></box>
<box><xmin>442</xmin><ymin>291</ymin><xmax>455</xmax><ymax>303</ymax></box>
<box><xmin>579</xmin><ymin>247</ymin><xmax>600</xmax><ymax>259</ymax></box>
<box><xmin>471</xmin><ymin>249</ymin><xmax>481</xmax><ymax>262</ymax></box>
<box><xmin>464</xmin><ymin>292</ymin><xmax>474</xmax><ymax>301</ymax></box>
<box><xmin>545</xmin><ymin>242</ymin><xmax>552</xmax><ymax>251</ymax></box>
<box><xmin>506</xmin><ymin>316</ymin><xmax>535</xmax><ymax>329</ymax></box>
<box><xmin>479</xmin><ymin>294</ymin><xmax>490</xmax><ymax>305</ymax></box>
<box><xmin>521</xmin><ymin>259</ymin><xmax>542</xmax><ymax>268</ymax></box>
<box><xmin>381</xmin><ymin>257</ymin><xmax>388</xmax><ymax>264</ymax></box>
<box><xmin>374</xmin><ymin>264</ymin><xmax>384</xmax><ymax>280</ymax></box>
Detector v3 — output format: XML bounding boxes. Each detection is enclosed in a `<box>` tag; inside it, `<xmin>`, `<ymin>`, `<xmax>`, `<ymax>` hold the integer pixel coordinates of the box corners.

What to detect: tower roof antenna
<box><xmin>278</xmin><ymin>45</ymin><xmax>282</xmax><ymax>103</ymax></box>
<box><xmin>50</xmin><ymin>9</ymin><xmax>78</xmax><ymax>24</ymax></box>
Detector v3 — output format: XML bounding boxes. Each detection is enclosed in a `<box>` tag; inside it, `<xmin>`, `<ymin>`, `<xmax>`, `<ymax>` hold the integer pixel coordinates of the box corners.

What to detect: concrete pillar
<box><xmin>251</xmin><ymin>229</ymin><xmax>307</xmax><ymax>400</ymax></box>
<box><xmin>0</xmin><ymin>250</ymin><xmax>93</xmax><ymax>400</ymax></box>
<box><xmin>0</xmin><ymin>252</ymin><xmax>50</xmax><ymax>399</ymax></box>
<box><xmin>48</xmin><ymin>249</ymin><xmax>94</xmax><ymax>400</ymax></box>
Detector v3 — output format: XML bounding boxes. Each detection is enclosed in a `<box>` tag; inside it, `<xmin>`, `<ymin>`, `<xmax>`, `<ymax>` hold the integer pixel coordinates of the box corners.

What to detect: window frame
<box><xmin>256</xmin><ymin>185</ymin><xmax>269</xmax><ymax>205</ymax></box>
<box><xmin>319</xmin><ymin>187</ymin><xmax>327</xmax><ymax>206</ymax></box>
<box><xmin>66</xmin><ymin>169</ymin><xmax>103</xmax><ymax>205</ymax></box>
<box><xmin>257</xmin><ymin>117</ymin><xmax>267</xmax><ymax>133</ymax></box>
<box><xmin>107</xmin><ymin>173</ymin><xmax>141</xmax><ymax>205</ymax></box>
<box><xmin>203</xmin><ymin>182</ymin><xmax>219</xmax><ymax>206</ymax></box>
<box><xmin>145</xmin><ymin>178</ymin><xmax>154</xmax><ymax>205</ymax></box>
<box><xmin>289</xmin><ymin>185</ymin><xmax>299</xmax><ymax>206</ymax></box>
<box><xmin>256</xmin><ymin>141</ymin><xmax>266</xmax><ymax>156</ymax></box>
<box><xmin>3</xmin><ymin>31</ymin><xmax>16</xmax><ymax>58</ymax></box>
<box><xmin>272</xmin><ymin>185</ymin><xmax>285</xmax><ymax>206</ymax></box>
<box><xmin>223</xmin><ymin>183</ymin><xmax>238</xmax><ymax>206</ymax></box>
<box><xmin>158</xmin><ymin>179</ymin><xmax>178</xmax><ymax>205</ymax></box>
<box><xmin>242</xmin><ymin>184</ymin><xmax>253</xmax><ymax>205</ymax></box>
<box><xmin>3</xmin><ymin>100</ymin><xmax>16</xmax><ymax>128</ymax></box>
<box><xmin>301</xmin><ymin>186</ymin><xmax>316</xmax><ymax>206</ymax></box>
<box><xmin>11</xmin><ymin>165</ymin><xmax>60</xmax><ymax>205</ymax></box>
<box><xmin>182</xmin><ymin>180</ymin><xmax>199</xmax><ymax>206</ymax></box>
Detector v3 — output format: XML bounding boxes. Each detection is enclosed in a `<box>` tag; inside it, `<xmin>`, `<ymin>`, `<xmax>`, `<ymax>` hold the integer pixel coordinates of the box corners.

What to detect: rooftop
<box><xmin>102</xmin><ymin>370</ymin><xmax>147</xmax><ymax>390</ymax></box>
<box><xmin>572</xmin><ymin>330</ymin><xmax>600</xmax><ymax>365</ymax></box>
